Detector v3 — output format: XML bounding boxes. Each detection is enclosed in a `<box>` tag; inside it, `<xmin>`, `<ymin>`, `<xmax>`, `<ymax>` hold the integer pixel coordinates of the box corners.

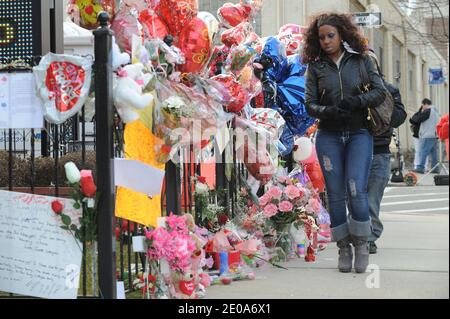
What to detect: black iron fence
<box><xmin>0</xmin><ymin>13</ymin><xmax>253</xmax><ymax>299</ymax></box>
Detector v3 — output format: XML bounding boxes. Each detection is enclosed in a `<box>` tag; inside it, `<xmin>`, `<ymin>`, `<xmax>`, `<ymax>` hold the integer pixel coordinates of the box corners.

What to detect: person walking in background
<box><xmin>303</xmin><ymin>13</ymin><xmax>386</xmax><ymax>273</ymax></box>
<box><xmin>436</xmin><ymin>113</ymin><xmax>449</xmax><ymax>161</ymax></box>
<box><xmin>410</xmin><ymin>105</ymin><xmax>424</xmax><ymax>169</ymax></box>
<box><xmin>410</xmin><ymin>99</ymin><xmax>441</xmax><ymax>174</ymax></box>
<box><xmin>366</xmin><ymin>50</ymin><xmax>407</xmax><ymax>254</ymax></box>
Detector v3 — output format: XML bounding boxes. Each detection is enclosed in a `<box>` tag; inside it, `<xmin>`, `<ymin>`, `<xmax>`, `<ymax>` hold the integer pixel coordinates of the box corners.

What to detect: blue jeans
<box><xmin>316</xmin><ymin>129</ymin><xmax>373</xmax><ymax>242</ymax></box>
<box><xmin>368</xmin><ymin>154</ymin><xmax>392</xmax><ymax>242</ymax></box>
<box><xmin>416</xmin><ymin>138</ymin><xmax>438</xmax><ymax>172</ymax></box>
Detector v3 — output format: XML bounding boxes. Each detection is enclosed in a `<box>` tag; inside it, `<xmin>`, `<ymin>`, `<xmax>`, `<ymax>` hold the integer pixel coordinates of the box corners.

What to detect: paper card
<box><xmin>0</xmin><ymin>190</ymin><xmax>82</xmax><ymax>299</ymax></box>
<box><xmin>114</xmin><ymin>158</ymin><xmax>165</xmax><ymax>197</ymax></box>
<box><xmin>132</xmin><ymin>236</ymin><xmax>146</xmax><ymax>253</ymax></box>
<box><xmin>116</xmin><ymin>281</ymin><xmax>126</xmax><ymax>299</ymax></box>
<box><xmin>0</xmin><ymin>73</ymin><xmax>44</xmax><ymax>129</ymax></box>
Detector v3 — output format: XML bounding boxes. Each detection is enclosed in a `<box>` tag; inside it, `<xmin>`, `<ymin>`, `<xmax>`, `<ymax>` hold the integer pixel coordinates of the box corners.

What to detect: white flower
<box><xmin>195</xmin><ymin>182</ymin><xmax>209</xmax><ymax>195</ymax></box>
<box><xmin>163</xmin><ymin>96</ymin><xmax>185</xmax><ymax>110</ymax></box>
<box><xmin>64</xmin><ymin>162</ymin><xmax>81</xmax><ymax>183</ymax></box>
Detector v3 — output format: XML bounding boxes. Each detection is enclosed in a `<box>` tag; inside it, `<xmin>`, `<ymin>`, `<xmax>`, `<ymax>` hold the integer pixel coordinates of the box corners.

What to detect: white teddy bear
<box><xmin>113</xmin><ymin>63</ymin><xmax>154</xmax><ymax>123</ymax></box>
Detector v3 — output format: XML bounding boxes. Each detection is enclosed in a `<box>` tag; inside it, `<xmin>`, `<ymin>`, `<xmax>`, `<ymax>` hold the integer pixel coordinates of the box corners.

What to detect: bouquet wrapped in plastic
<box><xmin>153</xmin><ymin>77</ymin><xmax>232</xmax><ymax>162</ymax></box>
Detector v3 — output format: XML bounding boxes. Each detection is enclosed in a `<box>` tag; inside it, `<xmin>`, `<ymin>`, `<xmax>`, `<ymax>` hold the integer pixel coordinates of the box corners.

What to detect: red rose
<box><xmin>115</xmin><ymin>226</ymin><xmax>121</xmax><ymax>240</ymax></box>
<box><xmin>80</xmin><ymin>170</ymin><xmax>97</xmax><ymax>198</ymax></box>
<box><xmin>217</xmin><ymin>214</ymin><xmax>229</xmax><ymax>226</ymax></box>
<box><xmin>161</xmin><ymin>144</ymin><xmax>172</xmax><ymax>154</ymax></box>
<box><xmin>51</xmin><ymin>200</ymin><xmax>64</xmax><ymax>214</ymax></box>
<box><xmin>121</xmin><ymin>219</ymin><xmax>135</xmax><ymax>233</ymax></box>
<box><xmin>197</xmin><ymin>176</ymin><xmax>207</xmax><ymax>184</ymax></box>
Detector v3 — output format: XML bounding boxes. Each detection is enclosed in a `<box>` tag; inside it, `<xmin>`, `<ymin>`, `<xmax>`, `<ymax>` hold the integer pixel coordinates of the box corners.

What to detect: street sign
<box><xmin>429</xmin><ymin>68</ymin><xmax>445</xmax><ymax>85</ymax></box>
<box><xmin>354</xmin><ymin>12</ymin><xmax>382</xmax><ymax>27</ymax></box>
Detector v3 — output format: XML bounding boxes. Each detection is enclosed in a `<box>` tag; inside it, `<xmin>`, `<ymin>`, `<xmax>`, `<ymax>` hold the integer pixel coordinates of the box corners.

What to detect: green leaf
<box><xmin>60</xmin><ymin>225</ymin><xmax>70</xmax><ymax>230</ymax></box>
<box><xmin>73</xmin><ymin>202</ymin><xmax>81</xmax><ymax>210</ymax></box>
<box><xmin>70</xmin><ymin>224</ymin><xmax>78</xmax><ymax>231</ymax></box>
<box><xmin>61</xmin><ymin>214</ymin><xmax>72</xmax><ymax>226</ymax></box>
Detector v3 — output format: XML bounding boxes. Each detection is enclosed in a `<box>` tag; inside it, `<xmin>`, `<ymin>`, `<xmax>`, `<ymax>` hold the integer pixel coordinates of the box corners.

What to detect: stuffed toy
<box><xmin>171</xmin><ymin>272</ymin><xmax>197</xmax><ymax>299</ymax></box>
<box><xmin>76</xmin><ymin>0</ymin><xmax>103</xmax><ymax>29</ymax></box>
<box><xmin>112</xmin><ymin>36</ymin><xmax>131</xmax><ymax>71</ymax></box>
<box><xmin>113</xmin><ymin>63</ymin><xmax>154</xmax><ymax>123</ymax></box>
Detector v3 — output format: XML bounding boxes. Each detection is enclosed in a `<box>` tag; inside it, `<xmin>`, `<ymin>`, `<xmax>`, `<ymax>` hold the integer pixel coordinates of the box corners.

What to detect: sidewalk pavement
<box><xmin>205</xmin><ymin>171</ymin><xmax>449</xmax><ymax>299</ymax></box>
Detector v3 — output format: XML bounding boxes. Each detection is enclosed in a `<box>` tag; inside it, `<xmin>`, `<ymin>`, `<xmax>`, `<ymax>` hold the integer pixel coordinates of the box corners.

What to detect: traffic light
<box><xmin>0</xmin><ymin>0</ymin><xmax>42</xmax><ymax>64</ymax></box>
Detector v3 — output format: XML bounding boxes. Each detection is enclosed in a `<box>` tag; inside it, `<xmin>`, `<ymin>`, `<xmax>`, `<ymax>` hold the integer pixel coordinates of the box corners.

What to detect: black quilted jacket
<box><xmin>305</xmin><ymin>51</ymin><xmax>386</xmax><ymax>132</ymax></box>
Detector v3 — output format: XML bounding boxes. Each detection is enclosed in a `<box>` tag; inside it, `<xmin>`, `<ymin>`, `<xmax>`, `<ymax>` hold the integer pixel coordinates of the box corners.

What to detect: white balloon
<box><xmin>293</xmin><ymin>137</ymin><xmax>313</xmax><ymax>162</ymax></box>
<box><xmin>197</xmin><ymin>11</ymin><xmax>220</xmax><ymax>43</ymax></box>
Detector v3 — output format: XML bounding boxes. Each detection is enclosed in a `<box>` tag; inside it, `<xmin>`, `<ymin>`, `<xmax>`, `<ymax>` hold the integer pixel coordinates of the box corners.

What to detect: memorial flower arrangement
<box><xmin>144</xmin><ymin>213</ymin><xmax>197</xmax><ymax>274</ymax></box>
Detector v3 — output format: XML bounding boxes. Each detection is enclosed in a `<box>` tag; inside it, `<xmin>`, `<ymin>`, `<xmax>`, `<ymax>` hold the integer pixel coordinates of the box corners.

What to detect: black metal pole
<box><xmin>94</xmin><ymin>12</ymin><xmax>116</xmax><ymax>299</ymax></box>
<box><xmin>215</xmin><ymin>146</ymin><xmax>227</xmax><ymax>207</ymax></box>
<box><xmin>165</xmin><ymin>160</ymin><xmax>181</xmax><ymax>215</ymax></box>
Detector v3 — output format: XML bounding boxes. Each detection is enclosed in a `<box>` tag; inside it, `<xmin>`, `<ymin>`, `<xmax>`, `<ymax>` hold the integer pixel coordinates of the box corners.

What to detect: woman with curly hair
<box><xmin>303</xmin><ymin>13</ymin><xmax>386</xmax><ymax>273</ymax></box>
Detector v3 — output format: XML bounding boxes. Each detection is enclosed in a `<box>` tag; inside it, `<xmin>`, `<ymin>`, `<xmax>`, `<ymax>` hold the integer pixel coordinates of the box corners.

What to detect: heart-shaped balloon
<box><xmin>211</xmin><ymin>74</ymin><xmax>249</xmax><ymax>113</ymax></box>
<box><xmin>111</xmin><ymin>8</ymin><xmax>141</xmax><ymax>53</ymax></box>
<box><xmin>179</xmin><ymin>279</ymin><xmax>196</xmax><ymax>296</ymax></box>
<box><xmin>240</xmin><ymin>0</ymin><xmax>263</xmax><ymax>14</ymax></box>
<box><xmin>278</xmin><ymin>24</ymin><xmax>306</xmax><ymax>56</ymax></box>
<box><xmin>178</xmin><ymin>17</ymin><xmax>212</xmax><ymax>74</ymax></box>
<box><xmin>156</xmin><ymin>0</ymin><xmax>198</xmax><ymax>38</ymax></box>
<box><xmin>217</xmin><ymin>2</ymin><xmax>249</xmax><ymax>28</ymax></box>
<box><xmin>139</xmin><ymin>10</ymin><xmax>169</xmax><ymax>40</ymax></box>
<box><xmin>34</xmin><ymin>53</ymin><xmax>92</xmax><ymax>125</ymax></box>
<box><xmin>197</xmin><ymin>11</ymin><xmax>219</xmax><ymax>44</ymax></box>
<box><xmin>45</xmin><ymin>61</ymin><xmax>85</xmax><ymax>113</ymax></box>
<box><xmin>221</xmin><ymin>22</ymin><xmax>252</xmax><ymax>48</ymax></box>
<box><xmin>73</xmin><ymin>0</ymin><xmax>106</xmax><ymax>30</ymax></box>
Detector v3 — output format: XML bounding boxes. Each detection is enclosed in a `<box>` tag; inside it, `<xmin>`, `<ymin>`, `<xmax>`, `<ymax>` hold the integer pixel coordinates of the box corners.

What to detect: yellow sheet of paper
<box><xmin>115</xmin><ymin>120</ymin><xmax>165</xmax><ymax>227</ymax></box>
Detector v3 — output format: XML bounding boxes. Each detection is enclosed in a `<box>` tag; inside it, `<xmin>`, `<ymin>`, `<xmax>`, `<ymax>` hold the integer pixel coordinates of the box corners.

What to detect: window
<box><xmin>392</xmin><ymin>38</ymin><xmax>402</xmax><ymax>87</ymax></box>
<box><xmin>373</xmin><ymin>28</ymin><xmax>384</xmax><ymax>73</ymax></box>
<box><xmin>408</xmin><ymin>52</ymin><xmax>415</xmax><ymax>92</ymax></box>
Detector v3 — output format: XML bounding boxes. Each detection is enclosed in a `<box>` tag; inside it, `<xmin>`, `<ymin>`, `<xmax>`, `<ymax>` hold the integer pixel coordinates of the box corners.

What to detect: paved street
<box><xmin>206</xmin><ymin>176</ymin><xmax>449</xmax><ymax>299</ymax></box>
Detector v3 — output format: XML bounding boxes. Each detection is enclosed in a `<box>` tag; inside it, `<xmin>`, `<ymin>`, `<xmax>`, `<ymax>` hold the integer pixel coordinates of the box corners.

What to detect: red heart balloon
<box><xmin>217</xmin><ymin>3</ymin><xmax>249</xmax><ymax>28</ymax></box>
<box><xmin>278</xmin><ymin>24</ymin><xmax>306</xmax><ymax>56</ymax></box>
<box><xmin>211</xmin><ymin>74</ymin><xmax>249</xmax><ymax>113</ymax></box>
<box><xmin>139</xmin><ymin>10</ymin><xmax>169</xmax><ymax>40</ymax></box>
<box><xmin>45</xmin><ymin>61</ymin><xmax>85</xmax><ymax>112</ymax></box>
<box><xmin>156</xmin><ymin>0</ymin><xmax>198</xmax><ymax>37</ymax></box>
<box><xmin>221</xmin><ymin>22</ymin><xmax>251</xmax><ymax>48</ymax></box>
<box><xmin>179</xmin><ymin>279</ymin><xmax>195</xmax><ymax>296</ymax></box>
<box><xmin>178</xmin><ymin>17</ymin><xmax>211</xmax><ymax>74</ymax></box>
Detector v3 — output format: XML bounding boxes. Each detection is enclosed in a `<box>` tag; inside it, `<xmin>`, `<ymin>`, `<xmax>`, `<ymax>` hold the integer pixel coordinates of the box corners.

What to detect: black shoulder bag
<box><xmin>359</xmin><ymin>58</ymin><xmax>394</xmax><ymax>136</ymax></box>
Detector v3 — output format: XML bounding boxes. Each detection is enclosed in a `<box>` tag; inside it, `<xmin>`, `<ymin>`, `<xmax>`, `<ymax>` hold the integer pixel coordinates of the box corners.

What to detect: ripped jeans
<box><xmin>316</xmin><ymin>129</ymin><xmax>373</xmax><ymax>242</ymax></box>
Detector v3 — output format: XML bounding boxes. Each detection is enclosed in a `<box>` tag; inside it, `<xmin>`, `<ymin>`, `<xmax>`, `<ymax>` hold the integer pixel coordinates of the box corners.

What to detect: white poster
<box><xmin>0</xmin><ymin>72</ymin><xmax>44</xmax><ymax>129</ymax></box>
<box><xmin>114</xmin><ymin>158</ymin><xmax>165</xmax><ymax>196</ymax></box>
<box><xmin>0</xmin><ymin>190</ymin><xmax>82</xmax><ymax>299</ymax></box>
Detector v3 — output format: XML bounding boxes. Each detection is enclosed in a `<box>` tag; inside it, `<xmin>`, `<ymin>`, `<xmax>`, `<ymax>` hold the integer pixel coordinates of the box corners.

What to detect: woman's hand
<box><xmin>338</xmin><ymin>96</ymin><xmax>362</xmax><ymax>112</ymax></box>
<box><xmin>322</xmin><ymin>105</ymin><xmax>352</xmax><ymax>121</ymax></box>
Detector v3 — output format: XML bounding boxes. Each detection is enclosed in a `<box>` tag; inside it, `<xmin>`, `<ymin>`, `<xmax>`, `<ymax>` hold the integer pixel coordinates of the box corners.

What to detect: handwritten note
<box><xmin>0</xmin><ymin>190</ymin><xmax>82</xmax><ymax>299</ymax></box>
